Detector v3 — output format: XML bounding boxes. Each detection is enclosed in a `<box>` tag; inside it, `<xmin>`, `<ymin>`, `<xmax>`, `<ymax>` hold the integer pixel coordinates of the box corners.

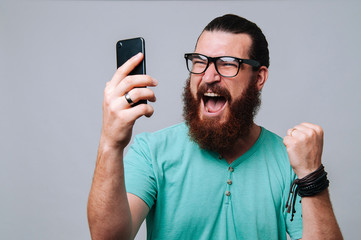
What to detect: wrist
<box><xmin>99</xmin><ymin>135</ymin><xmax>127</xmax><ymax>152</ymax></box>
<box><xmin>295</xmin><ymin>169</ymin><xmax>318</xmax><ymax>179</ymax></box>
<box><xmin>296</xmin><ymin>165</ymin><xmax>329</xmax><ymax>197</ymax></box>
<box><xmin>97</xmin><ymin>138</ymin><xmax>125</xmax><ymax>166</ymax></box>
<box><xmin>286</xmin><ymin>164</ymin><xmax>329</xmax><ymax>221</ymax></box>
<box><xmin>293</xmin><ymin>162</ymin><xmax>322</xmax><ymax>179</ymax></box>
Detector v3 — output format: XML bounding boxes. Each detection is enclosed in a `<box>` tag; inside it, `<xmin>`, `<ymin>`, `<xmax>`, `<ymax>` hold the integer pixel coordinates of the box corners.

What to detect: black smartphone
<box><xmin>116</xmin><ymin>37</ymin><xmax>146</xmax><ymax>105</ymax></box>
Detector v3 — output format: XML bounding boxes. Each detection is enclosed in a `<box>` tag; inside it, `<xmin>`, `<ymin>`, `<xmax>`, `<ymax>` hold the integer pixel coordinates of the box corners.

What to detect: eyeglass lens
<box><xmin>186</xmin><ymin>54</ymin><xmax>240</xmax><ymax>77</ymax></box>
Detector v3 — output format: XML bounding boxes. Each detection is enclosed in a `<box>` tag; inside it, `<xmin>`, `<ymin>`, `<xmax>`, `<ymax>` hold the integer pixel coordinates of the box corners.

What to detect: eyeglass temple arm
<box><xmin>241</xmin><ymin>59</ymin><xmax>261</xmax><ymax>68</ymax></box>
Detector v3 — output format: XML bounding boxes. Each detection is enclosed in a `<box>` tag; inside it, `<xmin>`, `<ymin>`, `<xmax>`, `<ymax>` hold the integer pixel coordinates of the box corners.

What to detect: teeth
<box><xmin>204</xmin><ymin>92</ymin><xmax>221</xmax><ymax>97</ymax></box>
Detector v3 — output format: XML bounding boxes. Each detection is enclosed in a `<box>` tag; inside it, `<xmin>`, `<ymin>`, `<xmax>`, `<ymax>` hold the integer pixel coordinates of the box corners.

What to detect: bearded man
<box><xmin>87</xmin><ymin>14</ymin><xmax>343</xmax><ymax>240</ymax></box>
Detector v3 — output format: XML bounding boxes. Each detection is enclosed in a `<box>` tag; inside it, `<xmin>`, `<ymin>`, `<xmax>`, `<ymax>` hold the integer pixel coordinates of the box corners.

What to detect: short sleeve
<box><xmin>284</xmin><ymin>168</ymin><xmax>303</xmax><ymax>240</ymax></box>
<box><xmin>124</xmin><ymin>134</ymin><xmax>158</xmax><ymax>209</ymax></box>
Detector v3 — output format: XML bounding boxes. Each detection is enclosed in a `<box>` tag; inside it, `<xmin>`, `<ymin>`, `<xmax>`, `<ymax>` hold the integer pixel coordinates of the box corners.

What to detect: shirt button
<box><xmin>228</xmin><ymin>167</ymin><xmax>234</xmax><ymax>172</ymax></box>
<box><xmin>225</xmin><ymin>191</ymin><xmax>231</xmax><ymax>196</ymax></box>
<box><xmin>227</xmin><ymin>179</ymin><xmax>232</xmax><ymax>185</ymax></box>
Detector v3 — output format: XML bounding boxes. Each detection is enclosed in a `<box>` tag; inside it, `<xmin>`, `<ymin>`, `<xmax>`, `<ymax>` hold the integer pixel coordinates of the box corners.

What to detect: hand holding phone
<box><xmin>101</xmin><ymin>40</ymin><xmax>156</xmax><ymax>149</ymax></box>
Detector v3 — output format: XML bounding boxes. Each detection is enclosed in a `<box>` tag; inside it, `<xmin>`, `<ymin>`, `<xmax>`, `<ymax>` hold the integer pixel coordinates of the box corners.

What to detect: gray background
<box><xmin>1</xmin><ymin>0</ymin><xmax>360</xmax><ymax>239</ymax></box>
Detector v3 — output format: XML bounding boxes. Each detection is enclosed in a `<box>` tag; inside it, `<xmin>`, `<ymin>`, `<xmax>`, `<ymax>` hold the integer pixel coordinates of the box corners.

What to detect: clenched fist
<box><xmin>283</xmin><ymin>123</ymin><xmax>324</xmax><ymax>179</ymax></box>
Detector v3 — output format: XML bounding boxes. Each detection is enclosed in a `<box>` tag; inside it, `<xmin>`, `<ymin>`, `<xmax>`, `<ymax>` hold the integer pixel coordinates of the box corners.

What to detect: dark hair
<box><xmin>201</xmin><ymin>14</ymin><xmax>269</xmax><ymax>70</ymax></box>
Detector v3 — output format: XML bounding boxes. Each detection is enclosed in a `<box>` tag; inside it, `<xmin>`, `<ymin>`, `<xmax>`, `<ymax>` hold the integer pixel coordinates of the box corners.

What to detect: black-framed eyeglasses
<box><xmin>184</xmin><ymin>53</ymin><xmax>261</xmax><ymax>77</ymax></box>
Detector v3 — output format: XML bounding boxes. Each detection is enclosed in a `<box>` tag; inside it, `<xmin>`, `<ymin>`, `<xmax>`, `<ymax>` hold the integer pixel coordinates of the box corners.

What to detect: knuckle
<box><xmin>103</xmin><ymin>94</ymin><xmax>111</xmax><ymax>106</ymax></box>
<box><xmin>104</xmin><ymin>84</ymin><xmax>110</xmax><ymax>93</ymax></box>
<box><xmin>298</xmin><ymin>133</ymin><xmax>307</xmax><ymax>142</ymax></box>
<box><xmin>131</xmin><ymin>88</ymin><xmax>141</xmax><ymax>100</ymax></box>
<box><xmin>104</xmin><ymin>88</ymin><xmax>110</xmax><ymax>97</ymax></box>
<box><xmin>108</xmin><ymin>102</ymin><xmax>118</xmax><ymax>114</ymax></box>
<box><xmin>131</xmin><ymin>88</ymin><xmax>154</xmax><ymax>101</ymax></box>
<box><xmin>104</xmin><ymin>85</ymin><xmax>114</xmax><ymax>97</ymax></box>
<box><xmin>122</xmin><ymin>76</ymin><xmax>131</xmax><ymax>86</ymax></box>
<box><xmin>315</xmin><ymin>125</ymin><xmax>323</xmax><ymax>134</ymax></box>
<box><xmin>305</xmin><ymin>128</ymin><xmax>315</xmax><ymax>136</ymax></box>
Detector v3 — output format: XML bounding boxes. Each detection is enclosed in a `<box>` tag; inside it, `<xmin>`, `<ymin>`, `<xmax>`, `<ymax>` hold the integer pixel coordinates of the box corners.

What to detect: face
<box><xmin>183</xmin><ymin>75</ymin><xmax>261</xmax><ymax>154</ymax></box>
<box><xmin>189</xmin><ymin>31</ymin><xmax>257</xmax><ymax>123</ymax></box>
<box><xmin>183</xmin><ymin>31</ymin><xmax>267</xmax><ymax>154</ymax></box>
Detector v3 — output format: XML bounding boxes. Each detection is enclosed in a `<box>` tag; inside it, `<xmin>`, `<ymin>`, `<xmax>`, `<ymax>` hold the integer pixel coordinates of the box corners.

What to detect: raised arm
<box><xmin>87</xmin><ymin>53</ymin><xmax>157</xmax><ymax>239</ymax></box>
<box><xmin>283</xmin><ymin>123</ymin><xmax>343</xmax><ymax>240</ymax></box>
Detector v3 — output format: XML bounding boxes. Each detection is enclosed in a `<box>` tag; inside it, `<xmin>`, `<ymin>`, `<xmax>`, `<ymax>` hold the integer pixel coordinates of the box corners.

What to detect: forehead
<box><xmin>195</xmin><ymin>31</ymin><xmax>252</xmax><ymax>59</ymax></box>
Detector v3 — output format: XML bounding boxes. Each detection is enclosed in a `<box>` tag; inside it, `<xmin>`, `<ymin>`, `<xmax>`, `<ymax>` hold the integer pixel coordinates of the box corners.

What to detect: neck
<box><xmin>220</xmin><ymin>124</ymin><xmax>261</xmax><ymax>164</ymax></box>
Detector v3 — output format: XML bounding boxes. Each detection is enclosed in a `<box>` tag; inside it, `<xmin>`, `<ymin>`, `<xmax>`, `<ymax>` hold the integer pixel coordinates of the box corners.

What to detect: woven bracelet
<box><xmin>286</xmin><ymin>164</ymin><xmax>329</xmax><ymax>221</ymax></box>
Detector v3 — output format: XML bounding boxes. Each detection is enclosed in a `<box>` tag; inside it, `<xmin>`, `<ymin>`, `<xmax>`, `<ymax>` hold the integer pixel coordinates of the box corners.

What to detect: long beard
<box><xmin>182</xmin><ymin>77</ymin><xmax>261</xmax><ymax>155</ymax></box>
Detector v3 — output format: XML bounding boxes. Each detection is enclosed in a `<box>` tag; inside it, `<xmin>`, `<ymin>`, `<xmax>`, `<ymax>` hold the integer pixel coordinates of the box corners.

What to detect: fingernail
<box><xmin>134</xmin><ymin>52</ymin><xmax>142</xmax><ymax>59</ymax></box>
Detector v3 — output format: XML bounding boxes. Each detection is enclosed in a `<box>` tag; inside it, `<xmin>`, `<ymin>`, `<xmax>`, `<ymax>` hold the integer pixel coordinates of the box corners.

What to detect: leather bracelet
<box><xmin>286</xmin><ymin>164</ymin><xmax>329</xmax><ymax>221</ymax></box>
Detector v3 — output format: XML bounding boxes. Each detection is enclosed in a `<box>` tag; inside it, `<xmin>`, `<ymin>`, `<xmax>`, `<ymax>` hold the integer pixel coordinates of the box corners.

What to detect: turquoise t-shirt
<box><xmin>124</xmin><ymin>123</ymin><xmax>303</xmax><ymax>240</ymax></box>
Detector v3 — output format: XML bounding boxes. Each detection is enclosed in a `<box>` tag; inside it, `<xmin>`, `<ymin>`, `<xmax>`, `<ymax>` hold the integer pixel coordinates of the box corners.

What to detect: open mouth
<box><xmin>203</xmin><ymin>92</ymin><xmax>227</xmax><ymax>113</ymax></box>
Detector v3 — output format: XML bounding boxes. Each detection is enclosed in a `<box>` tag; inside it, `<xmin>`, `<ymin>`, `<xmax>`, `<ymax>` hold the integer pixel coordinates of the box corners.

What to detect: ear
<box><xmin>255</xmin><ymin>66</ymin><xmax>268</xmax><ymax>91</ymax></box>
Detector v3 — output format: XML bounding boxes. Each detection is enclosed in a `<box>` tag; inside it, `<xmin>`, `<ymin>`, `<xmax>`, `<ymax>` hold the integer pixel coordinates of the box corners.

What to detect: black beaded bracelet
<box><xmin>286</xmin><ymin>164</ymin><xmax>329</xmax><ymax>221</ymax></box>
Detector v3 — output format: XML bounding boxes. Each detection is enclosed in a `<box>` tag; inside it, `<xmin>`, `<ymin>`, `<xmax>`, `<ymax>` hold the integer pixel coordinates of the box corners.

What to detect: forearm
<box><xmin>87</xmin><ymin>52</ymin><xmax>156</xmax><ymax>239</ymax></box>
<box><xmin>284</xmin><ymin>124</ymin><xmax>343</xmax><ymax>240</ymax></box>
<box><xmin>301</xmin><ymin>189</ymin><xmax>342</xmax><ymax>240</ymax></box>
<box><xmin>87</xmin><ymin>141</ymin><xmax>132</xmax><ymax>240</ymax></box>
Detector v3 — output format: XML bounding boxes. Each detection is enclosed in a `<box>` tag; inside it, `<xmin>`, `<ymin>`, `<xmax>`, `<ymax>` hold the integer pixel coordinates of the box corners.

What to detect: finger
<box><xmin>287</xmin><ymin>127</ymin><xmax>305</xmax><ymax>137</ymax></box>
<box><xmin>108</xmin><ymin>52</ymin><xmax>144</xmax><ymax>88</ymax></box>
<box><xmin>126</xmin><ymin>102</ymin><xmax>155</xmax><ymax>119</ymax></box>
<box><xmin>294</xmin><ymin>123</ymin><xmax>322</xmax><ymax>133</ymax></box>
<box><xmin>287</xmin><ymin>123</ymin><xmax>311</xmax><ymax>137</ymax></box>
<box><xmin>300</xmin><ymin>122</ymin><xmax>324</xmax><ymax>136</ymax></box>
<box><xmin>298</xmin><ymin>123</ymin><xmax>324</xmax><ymax>146</ymax></box>
<box><xmin>126</xmin><ymin>88</ymin><xmax>157</xmax><ymax>104</ymax></box>
<box><xmin>105</xmin><ymin>104</ymin><xmax>154</xmax><ymax>132</ymax></box>
<box><xmin>110</xmin><ymin>88</ymin><xmax>156</xmax><ymax>111</ymax></box>
<box><xmin>283</xmin><ymin>135</ymin><xmax>292</xmax><ymax>146</ymax></box>
<box><xmin>295</xmin><ymin>124</ymin><xmax>323</xmax><ymax>140</ymax></box>
<box><xmin>113</xmin><ymin>75</ymin><xmax>158</xmax><ymax>97</ymax></box>
<box><xmin>299</xmin><ymin>122</ymin><xmax>318</xmax><ymax>128</ymax></box>
<box><xmin>287</xmin><ymin>128</ymin><xmax>296</xmax><ymax>137</ymax></box>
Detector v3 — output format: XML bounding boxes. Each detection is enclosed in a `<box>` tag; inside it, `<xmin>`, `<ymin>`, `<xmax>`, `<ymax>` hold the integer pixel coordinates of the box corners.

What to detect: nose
<box><xmin>202</xmin><ymin>62</ymin><xmax>221</xmax><ymax>84</ymax></box>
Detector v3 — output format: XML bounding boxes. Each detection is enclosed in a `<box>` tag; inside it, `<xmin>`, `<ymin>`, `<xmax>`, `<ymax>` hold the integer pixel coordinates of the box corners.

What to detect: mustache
<box><xmin>196</xmin><ymin>83</ymin><xmax>232</xmax><ymax>103</ymax></box>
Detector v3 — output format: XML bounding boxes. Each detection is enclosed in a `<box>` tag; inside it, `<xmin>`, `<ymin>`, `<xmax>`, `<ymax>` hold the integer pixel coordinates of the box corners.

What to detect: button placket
<box><xmin>225</xmin><ymin>166</ymin><xmax>234</xmax><ymax>202</ymax></box>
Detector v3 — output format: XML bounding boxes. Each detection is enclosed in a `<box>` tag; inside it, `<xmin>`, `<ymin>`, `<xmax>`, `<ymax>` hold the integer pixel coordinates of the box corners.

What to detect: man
<box><xmin>87</xmin><ymin>14</ymin><xmax>342</xmax><ymax>239</ymax></box>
